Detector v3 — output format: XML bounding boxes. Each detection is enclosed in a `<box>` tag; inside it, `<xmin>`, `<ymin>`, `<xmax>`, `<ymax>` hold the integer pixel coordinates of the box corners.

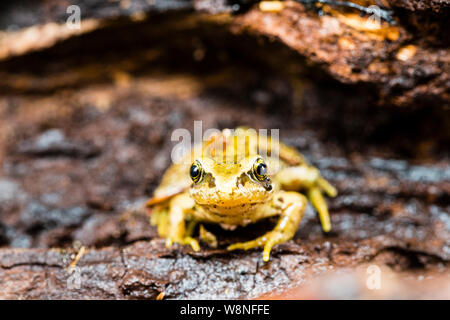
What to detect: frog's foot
<box><xmin>199</xmin><ymin>224</ymin><xmax>218</xmax><ymax>248</ymax></box>
<box><xmin>228</xmin><ymin>193</ymin><xmax>307</xmax><ymax>262</ymax></box>
<box><xmin>228</xmin><ymin>230</ymin><xmax>289</xmax><ymax>262</ymax></box>
<box><xmin>317</xmin><ymin>176</ymin><xmax>337</xmax><ymax>198</ymax></box>
<box><xmin>166</xmin><ymin>236</ymin><xmax>200</xmax><ymax>252</ymax></box>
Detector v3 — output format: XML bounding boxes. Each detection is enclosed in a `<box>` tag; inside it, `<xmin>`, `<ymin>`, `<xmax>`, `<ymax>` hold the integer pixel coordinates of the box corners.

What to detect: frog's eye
<box><xmin>190</xmin><ymin>161</ymin><xmax>203</xmax><ymax>183</ymax></box>
<box><xmin>253</xmin><ymin>158</ymin><xmax>268</xmax><ymax>181</ymax></box>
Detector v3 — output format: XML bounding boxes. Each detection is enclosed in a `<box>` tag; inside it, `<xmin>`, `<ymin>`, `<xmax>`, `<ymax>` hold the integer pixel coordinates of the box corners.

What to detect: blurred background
<box><xmin>0</xmin><ymin>0</ymin><xmax>448</xmax><ymax>299</ymax></box>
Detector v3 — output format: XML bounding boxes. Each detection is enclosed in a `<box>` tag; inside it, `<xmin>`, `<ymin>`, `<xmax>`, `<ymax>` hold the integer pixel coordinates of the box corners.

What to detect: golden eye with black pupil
<box><xmin>190</xmin><ymin>161</ymin><xmax>203</xmax><ymax>183</ymax></box>
<box><xmin>253</xmin><ymin>158</ymin><xmax>268</xmax><ymax>181</ymax></box>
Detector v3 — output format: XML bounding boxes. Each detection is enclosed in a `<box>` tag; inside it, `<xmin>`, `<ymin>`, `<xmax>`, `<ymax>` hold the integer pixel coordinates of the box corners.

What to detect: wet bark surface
<box><xmin>0</xmin><ymin>0</ymin><xmax>448</xmax><ymax>299</ymax></box>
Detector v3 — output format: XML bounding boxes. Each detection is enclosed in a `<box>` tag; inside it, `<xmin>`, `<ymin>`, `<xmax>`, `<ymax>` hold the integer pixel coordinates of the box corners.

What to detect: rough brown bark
<box><xmin>0</xmin><ymin>1</ymin><xmax>449</xmax><ymax>107</ymax></box>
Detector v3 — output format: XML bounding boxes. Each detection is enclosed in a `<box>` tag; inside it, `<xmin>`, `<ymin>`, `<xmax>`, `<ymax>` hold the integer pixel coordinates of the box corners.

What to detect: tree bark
<box><xmin>0</xmin><ymin>0</ymin><xmax>448</xmax><ymax>299</ymax></box>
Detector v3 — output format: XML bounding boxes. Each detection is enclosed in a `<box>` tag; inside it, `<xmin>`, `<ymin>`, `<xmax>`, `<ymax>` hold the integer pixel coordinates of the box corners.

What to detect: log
<box><xmin>0</xmin><ymin>1</ymin><xmax>448</xmax><ymax>106</ymax></box>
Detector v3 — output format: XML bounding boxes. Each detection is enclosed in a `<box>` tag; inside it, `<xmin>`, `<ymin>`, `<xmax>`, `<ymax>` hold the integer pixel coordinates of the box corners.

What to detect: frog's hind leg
<box><xmin>163</xmin><ymin>193</ymin><xmax>200</xmax><ymax>251</ymax></box>
<box><xmin>228</xmin><ymin>191</ymin><xmax>307</xmax><ymax>262</ymax></box>
<box><xmin>276</xmin><ymin>165</ymin><xmax>337</xmax><ymax>232</ymax></box>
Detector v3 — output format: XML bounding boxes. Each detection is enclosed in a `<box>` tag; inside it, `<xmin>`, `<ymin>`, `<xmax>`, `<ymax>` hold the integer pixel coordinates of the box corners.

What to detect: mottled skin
<box><xmin>147</xmin><ymin>128</ymin><xmax>337</xmax><ymax>261</ymax></box>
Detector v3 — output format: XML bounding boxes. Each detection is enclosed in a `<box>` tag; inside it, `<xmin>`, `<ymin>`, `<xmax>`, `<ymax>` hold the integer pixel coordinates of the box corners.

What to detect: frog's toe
<box><xmin>165</xmin><ymin>236</ymin><xmax>200</xmax><ymax>252</ymax></box>
<box><xmin>227</xmin><ymin>237</ymin><xmax>266</xmax><ymax>252</ymax></box>
<box><xmin>307</xmin><ymin>187</ymin><xmax>332</xmax><ymax>232</ymax></box>
<box><xmin>228</xmin><ymin>231</ymin><xmax>288</xmax><ymax>261</ymax></box>
<box><xmin>227</xmin><ymin>234</ymin><xmax>268</xmax><ymax>251</ymax></box>
<box><xmin>199</xmin><ymin>224</ymin><xmax>218</xmax><ymax>248</ymax></box>
<box><xmin>184</xmin><ymin>237</ymin><xmax>200</xmax><ymax>251</ymax></box>
<box><xmin>165</xmin><ymin>237</ymin><xmax>174</xmax><ymax>248</ymax></box>
<box><xmin>262</xmin><ymin>239</ymin><xmax>277</xmax><ymax>262</ymax></box>
<box><xmin>227</xmin><ymin>238</ymin><xmax>276</xmax><ymax>262</ymax></box>
<box><xmin>317</xmin><ymin>177</ymin><xmax>338</xmax><ymax>197</ymax></box>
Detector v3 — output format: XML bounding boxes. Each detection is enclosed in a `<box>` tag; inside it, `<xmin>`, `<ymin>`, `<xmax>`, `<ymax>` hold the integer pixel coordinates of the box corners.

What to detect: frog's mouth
<box><xmin>205</xmin><ymin>200</ymin><xmax>261</xmax><ymax>210</ymax></box>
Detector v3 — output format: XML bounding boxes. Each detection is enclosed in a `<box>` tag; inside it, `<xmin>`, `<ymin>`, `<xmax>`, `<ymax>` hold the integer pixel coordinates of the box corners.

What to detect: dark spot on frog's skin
<box><xmin>241</xmin><ymin>204</ymin><xmax>245</xmax><ymax>207</ymax></box>
<box><xmin>213</xmin><ymin>204</ymin><xmax>217</xmax><ymax>208</ymax></box>
<box><xmin>278</xmin><ymin>197</ymin><xmax>284</xmax><ymax>202</ymax></box>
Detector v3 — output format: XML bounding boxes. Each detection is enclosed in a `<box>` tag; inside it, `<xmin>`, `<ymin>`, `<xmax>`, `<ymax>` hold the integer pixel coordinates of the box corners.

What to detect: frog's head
<box><xmin>189</xmin><ymin>155</ymin><xmax>274</xmax><ymax>215</ymax></box>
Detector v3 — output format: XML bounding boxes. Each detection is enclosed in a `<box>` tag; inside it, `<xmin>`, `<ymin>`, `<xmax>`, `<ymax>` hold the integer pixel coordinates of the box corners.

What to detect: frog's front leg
<box><xmin>164</xmin><ymin>192</ymin><xmax>200</xmax><ymax>251</ymax></box>
<box><xmin>276</xmin><ymin>165</ymin><xmax>337</xmax><ymax>232</ymax></box>
<box><xmin>228</xmin><ymin>191</ymin><xmax>307</xmax><ymax>262</ymax></box>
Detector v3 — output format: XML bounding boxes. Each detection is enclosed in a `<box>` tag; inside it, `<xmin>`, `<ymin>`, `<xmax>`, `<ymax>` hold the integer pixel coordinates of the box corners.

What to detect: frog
<box><xmin>147</xmin><ymin>127</ymin><xmax>337</xmax><ymax>261</ymax></box>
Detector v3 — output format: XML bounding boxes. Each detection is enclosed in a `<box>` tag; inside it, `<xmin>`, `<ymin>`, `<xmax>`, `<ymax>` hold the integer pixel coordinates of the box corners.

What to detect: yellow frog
<box><xmin>147</xmin><ymin>128</ymin><xmax>337</xmax><ymax>261</ymax></box>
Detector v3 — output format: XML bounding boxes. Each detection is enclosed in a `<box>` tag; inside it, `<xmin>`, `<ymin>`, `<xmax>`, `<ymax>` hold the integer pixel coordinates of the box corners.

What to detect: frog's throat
<box><xmin>198</xmin><ymin>201</ymin><xmax>263</xmax><ymax>215</ymax></box>
<box><xmin>194</xmin><ymin>202</ymin><xmax>267</xmax><ymax>224</ymax></box>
